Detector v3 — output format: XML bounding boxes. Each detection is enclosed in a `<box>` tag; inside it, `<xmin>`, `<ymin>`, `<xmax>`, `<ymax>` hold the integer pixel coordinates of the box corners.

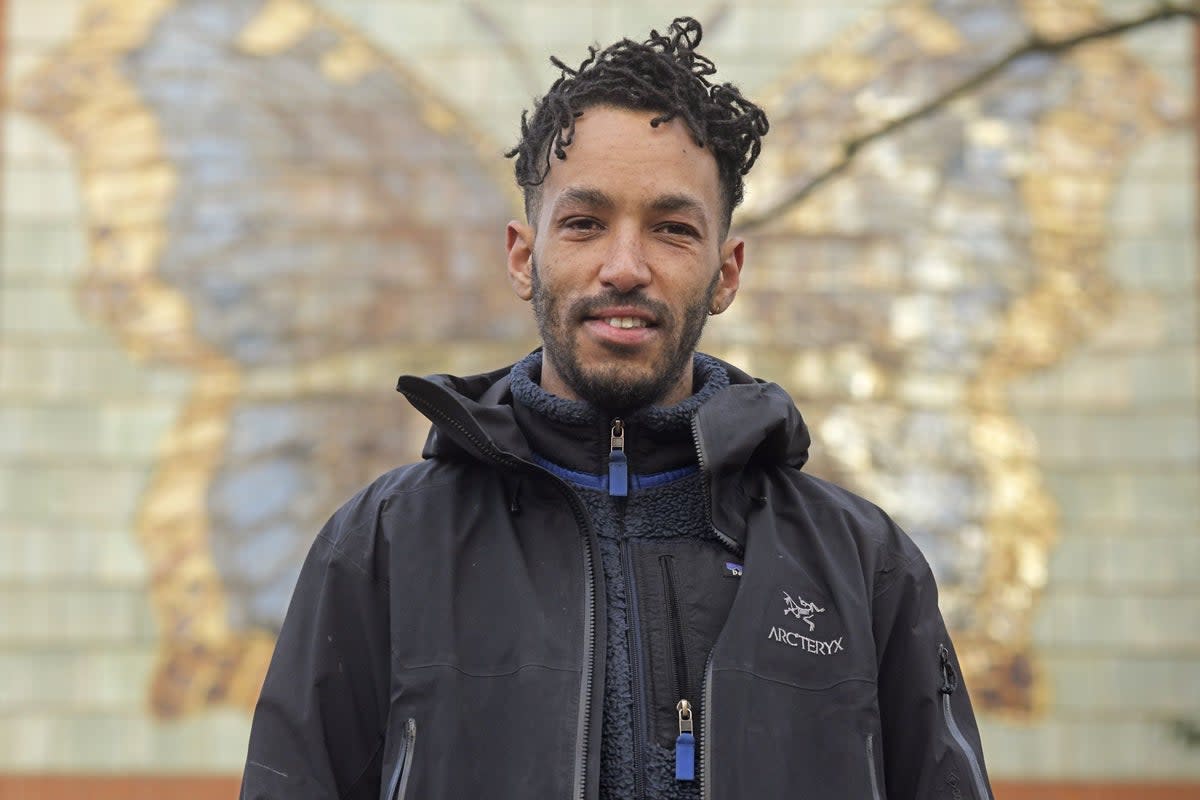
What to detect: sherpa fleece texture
<box><xmin>510</xmin><ymin>353</ymin><xmax>730</xmax><ymax>800</ymax></box>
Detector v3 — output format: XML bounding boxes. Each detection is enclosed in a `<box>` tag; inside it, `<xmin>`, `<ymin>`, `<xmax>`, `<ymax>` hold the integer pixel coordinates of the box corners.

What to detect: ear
<box><xmin>709</xmin><ymin>236</ymin><xmax>744</xmax><ymax>315</ymax></box>
<box><xmin>506</xmin><ymin>220</ymin><xmax>535</xmax><ymax>301</ymax></box>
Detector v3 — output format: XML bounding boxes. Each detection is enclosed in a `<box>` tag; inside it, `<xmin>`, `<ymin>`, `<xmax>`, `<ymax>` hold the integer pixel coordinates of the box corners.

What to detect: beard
<box><xmin>531</xmin><ymin>256</ymin><xmax>718</xmax><ymax>412</ymax></box>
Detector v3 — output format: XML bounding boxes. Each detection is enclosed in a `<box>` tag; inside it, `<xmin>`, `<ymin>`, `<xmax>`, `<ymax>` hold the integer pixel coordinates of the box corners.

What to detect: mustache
<box><xmin>570</xmin><ymin>290</ymin><xmax>673</xmax><ymax>323</ymax></box>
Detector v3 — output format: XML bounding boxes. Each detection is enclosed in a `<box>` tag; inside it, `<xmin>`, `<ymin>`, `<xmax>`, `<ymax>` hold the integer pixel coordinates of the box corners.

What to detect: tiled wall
<box><xmin>985</xmin><ymin>127</ymin><xmax>1200</xmax><ymax>777</ymax></box>
<box><xmin>1</xmin><ymin>0</ymin><xmax>1197</xmax><ymax>783</ymax></box>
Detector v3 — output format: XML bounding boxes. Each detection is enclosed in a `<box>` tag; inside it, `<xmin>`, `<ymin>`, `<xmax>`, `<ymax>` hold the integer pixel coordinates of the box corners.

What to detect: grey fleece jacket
<box><xmin>510</xmin><ymin>353</ymin><xmax>736</xmax><ymax>800</ymax></box>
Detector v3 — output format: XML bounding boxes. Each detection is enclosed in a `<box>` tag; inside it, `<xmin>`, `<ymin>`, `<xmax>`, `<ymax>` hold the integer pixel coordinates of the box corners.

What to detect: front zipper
<box><xmin>699</xmin><ymin>653</ymin><xmax>714</xmax><ymax>799</ymax></box>
<box><xmin>573</xmin><ymin>537</ymin><xmax>598</xmax><ymax>800</ymax></box>
<box><xmin>939</xmin><ymin>644</ymin><xmax>991</xmax><ymax>799</ymax></box>
<box><xmin>623</xmin><ymin>541</ymin><xmax>648</xmax><ymax>800</ymax></box>
<box><xmin>383</xmin><ymin>717</ymin><xmax>417</xmax><ymax>800</ymax></box>
<box><xmin>675</xmin><ymin>699</ymin><xmax>696</xmax><ymax>781</ymax></box>
<box><xmin>398</xmin><ymin>387</ymin><xmax>600</xmax><ymax>800</ymax></box>
<box><xmin>609</xmin><ymin>418</ymin><xmax>628</xmax><ymax>496</ymax></box>
<box><xmin>690</xmin><ymin>415</ymin><xmax>742</xmax><ymax>556</ymax></box>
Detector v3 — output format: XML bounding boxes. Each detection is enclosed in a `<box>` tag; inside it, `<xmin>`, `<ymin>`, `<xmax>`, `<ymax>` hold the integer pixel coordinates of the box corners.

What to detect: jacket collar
<box><xmin>396</xmin><ymin>353</ymin><xmax>812</xmax><ymax>547</ymax></box>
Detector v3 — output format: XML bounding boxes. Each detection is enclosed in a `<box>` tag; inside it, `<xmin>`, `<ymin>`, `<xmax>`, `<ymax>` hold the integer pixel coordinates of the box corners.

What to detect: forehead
<box><xmin>539</xmin><ymin>106</ymin><xmax>721</xmax><ymax>216</ymax></box>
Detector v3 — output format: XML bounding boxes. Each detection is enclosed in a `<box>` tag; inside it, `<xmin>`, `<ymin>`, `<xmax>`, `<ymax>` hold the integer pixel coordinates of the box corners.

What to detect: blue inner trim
<box><xmin>533</xmin><ymin>454</ymin><xmax>698</xmax><ymax>493</ymax></box>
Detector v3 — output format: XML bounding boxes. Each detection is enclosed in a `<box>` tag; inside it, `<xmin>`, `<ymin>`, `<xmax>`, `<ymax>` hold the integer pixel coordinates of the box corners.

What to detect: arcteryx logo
<box><xmin>782</xmin><ymin>590</ymin><xmax>824</xmax><ymax>631</ymax></box>
<box><xmin>768</xmin><ymin>589</ymin><xmax>844</xmax><ymax>655</ymax></box>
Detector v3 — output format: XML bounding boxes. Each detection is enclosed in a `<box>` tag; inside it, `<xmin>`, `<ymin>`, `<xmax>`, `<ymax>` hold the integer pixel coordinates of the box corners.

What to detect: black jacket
<box><xmin>240</xmin><ymin>359</ymin><xmax>993</xmax><ymax>800</ymax></box>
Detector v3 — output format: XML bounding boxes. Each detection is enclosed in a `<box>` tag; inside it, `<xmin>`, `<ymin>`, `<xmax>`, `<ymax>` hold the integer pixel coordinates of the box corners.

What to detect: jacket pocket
<box><xmin>938</xmin><ymin>645</ymin><xmax>990</xmax><ymax>800</ymax></box>
<box><xmin>659</xmin><ymin>554</ymin><xmax>692</xmax><ymax>705</ymax></box>
<box><xmin>382</xmin><ymin>717</ymin><xmax>417</xmax><ymax>800</ymax></box>
<box><xmin>865</xmin><ymin>733</ymin><xmax>883</xmax><ymax>800</ymax></box>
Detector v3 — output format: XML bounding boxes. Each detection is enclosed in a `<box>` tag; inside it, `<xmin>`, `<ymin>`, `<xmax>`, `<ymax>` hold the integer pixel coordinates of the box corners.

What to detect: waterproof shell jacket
<box><xmin>241</xmin><ymin>359</ymin><xmax>994</xmax><ymax>800</ymax></box>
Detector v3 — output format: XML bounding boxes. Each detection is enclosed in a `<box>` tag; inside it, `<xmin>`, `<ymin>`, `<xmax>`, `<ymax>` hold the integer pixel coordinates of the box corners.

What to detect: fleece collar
<box><xmin>395</xmin><ymin>351</ymin><xmax>811</xmax><ymax>547</ymax></box>
<box><xmin>506</xmin><ymin>351</ymin><xmax>729</xmax><ymax>476</ymax></box>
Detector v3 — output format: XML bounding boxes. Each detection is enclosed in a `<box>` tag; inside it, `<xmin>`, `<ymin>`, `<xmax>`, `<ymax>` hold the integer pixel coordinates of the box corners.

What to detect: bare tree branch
<box><xmin>737</xmin><ymin>1</ymin><xmax>1200</xmax><ymax>233</ymax></box>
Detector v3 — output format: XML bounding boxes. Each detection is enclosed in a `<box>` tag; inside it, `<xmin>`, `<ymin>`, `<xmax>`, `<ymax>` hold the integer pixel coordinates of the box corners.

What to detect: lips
<box><xmin>581</xmin><ymin>306</ymin><xmax>659</xmax><ymax>347</ymax></box>
<box><xmin>584</xmin><ymin>306</ymin><xmax>658</xmax><ymax>329</ymax></box>
<box><xmin>601</xmin><ymin>316</ymin><xmax>649</xmax><ymax>329</ymax></box>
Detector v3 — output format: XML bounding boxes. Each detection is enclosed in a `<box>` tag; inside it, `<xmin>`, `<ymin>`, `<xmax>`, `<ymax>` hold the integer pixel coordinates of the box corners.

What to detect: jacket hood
<box><xmin>693</xmin><ymin>359</ymin><xmax>810</xmax><ymax>472</ymax></box>
<box><xmin>396</xmin><ymin>353</ymin><xmax>811</xmax><ymax>477</ymax></box>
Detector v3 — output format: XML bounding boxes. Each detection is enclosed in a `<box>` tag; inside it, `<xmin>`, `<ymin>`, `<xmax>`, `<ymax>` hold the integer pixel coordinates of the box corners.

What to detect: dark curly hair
<box><xmin>506</xmin><ymin>17</ymin><xmax>769</xmax><ymax>233</ymax></box>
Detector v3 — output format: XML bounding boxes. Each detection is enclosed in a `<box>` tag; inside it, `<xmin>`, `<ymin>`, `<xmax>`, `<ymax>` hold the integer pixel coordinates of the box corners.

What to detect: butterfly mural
<box><xmin>13</xmin><ymin>0</ymin><xmax>1179</xmax><ymax>717</ymax></box>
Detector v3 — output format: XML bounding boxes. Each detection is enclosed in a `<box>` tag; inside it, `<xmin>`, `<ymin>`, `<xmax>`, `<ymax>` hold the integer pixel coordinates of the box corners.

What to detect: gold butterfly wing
<box><xmin>15</xmin><ymin>0</ymin><xmax>529</xmax><ymax>716</ymax></box>
<box><xmin>729</xmin><ymin>0</ymin><xmax>1177</xmax><ymax>714</ymax></box>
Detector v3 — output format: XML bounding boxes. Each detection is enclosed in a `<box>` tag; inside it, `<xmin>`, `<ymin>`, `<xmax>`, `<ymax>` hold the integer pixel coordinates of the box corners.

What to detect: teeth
<box><xmin>604</xmin><ymin>317</ymin><xmax>647</xmax><ymax>329</ymax></box>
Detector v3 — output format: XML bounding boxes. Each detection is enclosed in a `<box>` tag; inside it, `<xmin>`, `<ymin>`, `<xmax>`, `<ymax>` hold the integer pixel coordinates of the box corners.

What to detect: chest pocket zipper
<box><xmin>383</xmin><ymin>718</ymin><xmax>417</xmax><ymax>800</ymax></box>
<box><xmin>660</xmin><ymin>555</ymin><xmax>697</xmax><ymax>781</ymax></box>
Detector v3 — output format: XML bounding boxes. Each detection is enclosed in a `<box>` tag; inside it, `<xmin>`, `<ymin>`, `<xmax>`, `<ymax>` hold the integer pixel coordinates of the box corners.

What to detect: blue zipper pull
<box><xmin>608</xmin><ymin>419</ymin><xmax>628</xmax><ymax>497</ymax></box>
<box><xmin>675</xmin><ymin>699</ymin><xmax>695</xmax><ymax>781</ymax></box>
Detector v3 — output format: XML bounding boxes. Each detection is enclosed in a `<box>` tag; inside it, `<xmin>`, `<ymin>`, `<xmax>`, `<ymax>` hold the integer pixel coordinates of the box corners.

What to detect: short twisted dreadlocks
<box><xmin>506</xmin><ymin>17</ymin><xmax>769</xmax><ymax>233</ymax></box>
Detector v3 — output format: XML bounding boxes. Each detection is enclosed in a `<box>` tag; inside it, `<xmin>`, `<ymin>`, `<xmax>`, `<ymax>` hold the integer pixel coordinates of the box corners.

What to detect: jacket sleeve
<box><xmin>872</xmin><ymin>549</ymin><xmax>994</xmax><ymax>800</ymax></box>
<box><xmin>240</xmin><ymin>490</ymin><xmax>393</xmax><ymax>800</ymax></box>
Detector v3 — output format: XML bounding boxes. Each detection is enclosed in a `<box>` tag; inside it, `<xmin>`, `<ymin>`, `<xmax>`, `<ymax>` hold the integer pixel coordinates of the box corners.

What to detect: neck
<box><xmin>538</xmin><ymin>354</ymin><xmax>695</xmax><ymax>410</ymax></box>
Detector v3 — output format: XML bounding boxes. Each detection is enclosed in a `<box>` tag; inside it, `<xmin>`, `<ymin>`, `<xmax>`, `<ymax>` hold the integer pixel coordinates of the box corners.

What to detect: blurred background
<box><xmin>0</xmin><ymin>0</ymin><xmax>1197</xmax><ymax>797</ymax></box>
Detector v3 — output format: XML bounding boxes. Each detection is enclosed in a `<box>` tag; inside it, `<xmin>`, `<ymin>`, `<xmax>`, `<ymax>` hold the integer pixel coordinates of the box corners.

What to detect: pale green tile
<box><xmin>1021</xmin><ymin>412</ymin><xmax>1198</xmax><ymax>466</ymax></box>
<box><xmin>1129</xmin><ymin>348</ymin><xmax>1198</xmax><ymax>406</ymax></box>
<box><xmin>0</xmin><ymin>219</ymin><xmax>86</xmax><ymax>281</ymax></box>
<box><xmin>0</xmin><ymin>286</ymin><xmax>98</xmax><ymax>336</ymax></box>
<box><xmin>1093</xmin><ymin>535</ymin><xmax>1200</xmax><ymax>588</ymax></box>
<box><xmin>0</xmin><ymin>587</ymin><xmax>155</xmax><ymax>643</ymax></box>
<box><xmin>0</xmin><ymin>652</ymin><xmax>37</xmax><ymax>711</ymax></box>
<box><xmin>0</xmin><ymin>525</ymin><xmax>147</xmax><ymax>584</ymax></box>
<box><xmin>0</xmin><ymin>713</ymin><xmax>54</xmax><ymax>770</ymax></box>
<box><xmin>146</xmin><ymin>710</ymin><xmax>253</xmax><ymax>771</ymax></box>
<box><xmin>7</xmin><ymin>0</ymin><xmax>88</xmax><ymax>43</ymax></box>
<box><xmin>1165</xmin><ymin>295</ymin><xmax>1196</xmax><ymax>345</ymax></box>
<box><xmin>1008</xmin><ymin>352</ymin><xmax>1133</xmax><ymax>411</ymax></box>
<box><xmin>46</xmin><ymin>714</ymin><xmax>153</xmax><ymax>769</ymax></box>
<box><xmin>0</xmin><ymin>464</ymin><xmax>149</xmax><ymax>520</ymax></box>
<box><xmin>66</xmin><ymin>649</ymin><xmax>158</xmax><ymax>711</ymax></box>
<box><xmin>0</xmin><ymin>341</ymin><xmax>194</xmax><ymax>400</ymax></box>
<box><xmin>976</xmin><ymin>717</ymin><xmax>1059</xmax><ymax>779</ymax></box>
<box><xmin>1109</xmin><ymin>132</ymin><xmax>1195</xmax><ymax>232</ymax></box>
<box><xmin>0</xmin><ymin>647</ymin><xmax>157</xmax><ymax>717</ymax></box>
<box><xmin>1107</xmin><ymin>236</ymin><xmax>1196</xmax><ymax>291</ymax></box>
<box><xmin>1047</xmin><ymin>655</ymin><xmax>1200</xmax><ymax>714</ymax></box>
<box><xmin>1</xmin><ymin>164</ymin><xmax>83</xmax><ymax>221</ymax></box>
<box><xmin>1047</xmin><ymin>468</ymin><xmax>1200</xmax><ymax>527</ymax></box>
<box><xmin>1034</xmin><ymin>590</ymin><xmax>1200</xmax><ymax>649</ymax></box>
<box><xmin>1042</xmin><ymin>535</ymin><xmax>1094</xmax><ymax>586</ymax></box>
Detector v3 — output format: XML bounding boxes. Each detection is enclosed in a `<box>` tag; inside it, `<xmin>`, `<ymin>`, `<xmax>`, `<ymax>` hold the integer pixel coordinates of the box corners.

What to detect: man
<box><xmin>241</xmin><ymin>17</ymin><xmax>993</xmax><ymax>800</ymax></box>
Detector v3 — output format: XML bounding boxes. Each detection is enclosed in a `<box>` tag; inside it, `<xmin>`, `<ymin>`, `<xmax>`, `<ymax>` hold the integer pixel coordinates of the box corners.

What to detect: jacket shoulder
<box><xmin>776</xmin><ymin>468</ymin><xmax>931</xmax><ymax>593</ymax></box>
<box><xmin>314</xmin><ymin>458</ymin><xmax>483</xmax><ymax>581</ymax></box>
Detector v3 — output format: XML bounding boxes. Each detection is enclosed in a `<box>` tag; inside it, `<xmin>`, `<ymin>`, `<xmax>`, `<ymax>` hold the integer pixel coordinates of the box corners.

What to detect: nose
<box><xmin>597</xmin><ymin>227</ymin><xmax>651</xmax><ymax>294</ymax></box>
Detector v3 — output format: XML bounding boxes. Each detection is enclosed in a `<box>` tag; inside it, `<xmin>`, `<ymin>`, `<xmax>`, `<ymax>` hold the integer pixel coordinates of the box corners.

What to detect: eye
<box><xmin>658</xmin><ymin>221</ymin><xmax>700</xmax><ymax>238</ymax></box>
<box><xmin>562</xmin><ymin>216</ymin><xmax>602</xmax><ymax>233</ymax></box>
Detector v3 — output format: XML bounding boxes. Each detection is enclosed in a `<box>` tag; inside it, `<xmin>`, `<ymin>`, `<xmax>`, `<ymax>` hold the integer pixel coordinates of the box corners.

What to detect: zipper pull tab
<box><xmin>938</xmin><ymin>643</ymin><xmax>958</xmax><ymax>695</ymax></box>
<box><xmin>675</xmin><ymin>699</ymin><xmax>695</xmax><ymax>781</ymax></box>
<box><xmin>608</xmin><ymin>419</ymin><xmax>628</xmax><ymax>497</ymax></box>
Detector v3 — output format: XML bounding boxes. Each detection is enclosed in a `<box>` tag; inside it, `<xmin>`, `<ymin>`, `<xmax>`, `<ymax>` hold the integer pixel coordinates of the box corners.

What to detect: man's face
<box><xmin>506</xmin><ymin>106</ymin><xmax>743</xmax><ymax>411</ymax></box>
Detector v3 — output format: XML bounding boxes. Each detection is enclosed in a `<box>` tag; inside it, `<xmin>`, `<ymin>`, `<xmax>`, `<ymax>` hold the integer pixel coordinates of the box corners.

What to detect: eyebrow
<box><xmin>553</xmin><ymin>187</ymin><xmax>707</xmax><ymax>221</ymax></box>
<box><xmin>553</xmin><ymin>187</ymin><xmax>615</xmax><ymax>213</ymax></box>
<box><xmin>648</xmin><ymin>193</ymin><xmax>706</xmax><ymax>219</ymax></box>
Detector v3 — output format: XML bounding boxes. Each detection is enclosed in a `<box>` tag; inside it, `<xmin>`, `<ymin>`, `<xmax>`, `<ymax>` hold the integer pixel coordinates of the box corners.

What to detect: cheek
<box><xmin>535</xmin><ymin>258</ymin><xmax>588</xmax><ymax>301</ymax></box>
<box><xmin>668</xmin><ymin>266</ymin><xmax>720</xmax><ymax>305</ymax></box>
